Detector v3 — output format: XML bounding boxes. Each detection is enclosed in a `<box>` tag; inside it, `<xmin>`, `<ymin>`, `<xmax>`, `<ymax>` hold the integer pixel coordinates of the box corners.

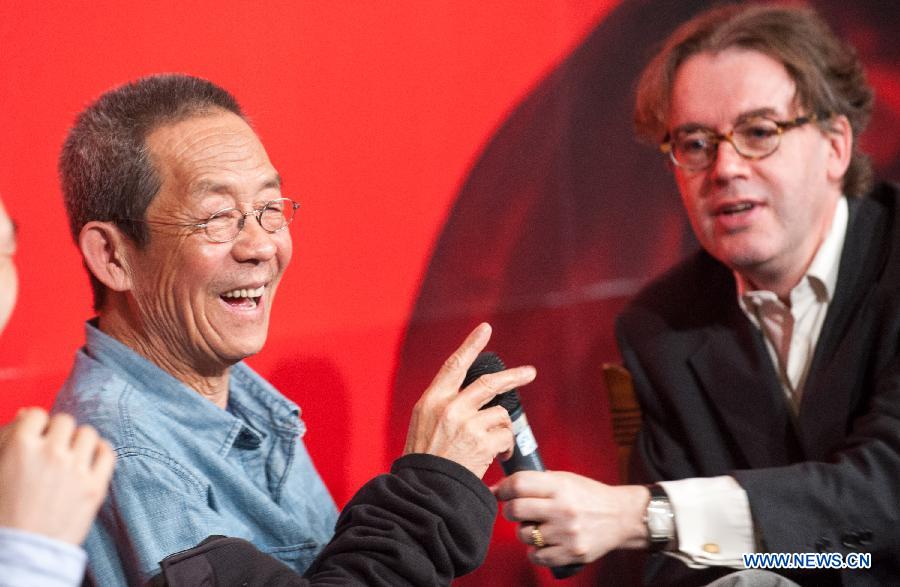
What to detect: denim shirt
<box><xmin>53</xmin><ymin>322</ymin><xmax>338</xmax><ymax>586</ymax></box>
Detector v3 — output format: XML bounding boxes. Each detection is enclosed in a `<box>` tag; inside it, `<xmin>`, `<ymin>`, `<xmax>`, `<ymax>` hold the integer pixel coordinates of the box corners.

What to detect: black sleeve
<box><xmin>147</xmin><ymin>453</ymin><xmax>498</xmax><ymax>587</ymax></box>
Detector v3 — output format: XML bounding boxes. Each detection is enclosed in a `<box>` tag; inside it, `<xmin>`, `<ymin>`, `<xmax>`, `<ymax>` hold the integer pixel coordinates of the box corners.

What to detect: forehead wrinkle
<box><xmin>149</xmin><ymin>117</ymin><xmax>280</xmax><ymax>205</ymax></box>
<box><xmin>176</xmin><ymin>139</ymin><xmax>263</xmax><ymax>191</ymax></box>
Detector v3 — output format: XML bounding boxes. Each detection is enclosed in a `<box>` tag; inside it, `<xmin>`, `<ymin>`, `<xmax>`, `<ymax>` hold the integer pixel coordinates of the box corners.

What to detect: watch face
<box><xmin>647</xmin><ymin>511</ymin><xmax>669</xmax><ymax>535</ymax></box>
<box><xmin>647</xmin><ymin>500</ymin><xmax>675</xmax><ymax>539</ymax></box>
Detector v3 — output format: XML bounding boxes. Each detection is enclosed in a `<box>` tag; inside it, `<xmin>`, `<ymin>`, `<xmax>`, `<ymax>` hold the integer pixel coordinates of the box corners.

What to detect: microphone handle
<box><xmin>503</xmin><ymin>407</ymin><xmax>584</xmax><ymax>580</ymax></box>
<box><xmin>467</xmin><ymin>352</ymin><xmax>583</xmax><ymax>579</ymax></box>
<box><xmin>499</xmin><ymin>406</ymin><xmax>544</xmax><ymax>475</ymax></box>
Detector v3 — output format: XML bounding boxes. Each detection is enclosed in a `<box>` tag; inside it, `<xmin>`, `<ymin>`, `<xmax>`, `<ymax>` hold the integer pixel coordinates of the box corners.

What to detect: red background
<box><xmin>1</xmin><ymin>1</ymin><xmax>897</xmax><ymax>585</ymax></box>
<box><xmin>0</xmin><ymin>0</ymin><xmax>617</xmax><ymax>489</ymax></box>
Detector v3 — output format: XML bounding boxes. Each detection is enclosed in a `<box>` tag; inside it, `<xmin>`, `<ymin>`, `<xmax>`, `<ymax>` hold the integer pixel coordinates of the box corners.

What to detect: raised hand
<box><xmin>404</xmin><ymin>323</ymin><xmax>537</xmax><ymax>478</ymax></box>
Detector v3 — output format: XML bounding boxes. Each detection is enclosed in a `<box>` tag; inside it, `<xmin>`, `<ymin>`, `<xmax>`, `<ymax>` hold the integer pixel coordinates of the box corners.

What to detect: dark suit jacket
<box><xmin>616</xmin><ymin>183</ymin><xmax>900</xmax><ymax>586</ymax></box>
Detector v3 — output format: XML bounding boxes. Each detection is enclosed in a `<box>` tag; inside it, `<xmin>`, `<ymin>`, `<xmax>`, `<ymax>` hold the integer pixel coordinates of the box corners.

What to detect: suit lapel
<box><xmin>799</xmin><ymin>196</ymin><xmax>888</xmax><ymax>458</ymax></box>
<box><xmin>688</xmin><ymin>276</ymin><xmax>802</xmax><ymax>468</ymax></box>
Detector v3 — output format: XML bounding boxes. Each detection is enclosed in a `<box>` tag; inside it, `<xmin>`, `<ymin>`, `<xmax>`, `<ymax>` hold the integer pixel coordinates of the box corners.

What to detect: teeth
<box><xmin>222</xmin><ymin>286</ymin><xmax>265</xmax><ymax>299</ymax></box>
<box><xmin>723</xmin><ymin>203</ymin><xmax>754</xmax><ymax>214</ymax></box>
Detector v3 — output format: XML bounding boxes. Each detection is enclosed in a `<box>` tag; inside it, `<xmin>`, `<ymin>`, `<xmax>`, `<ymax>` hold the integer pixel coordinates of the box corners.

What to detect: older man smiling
<box><xmin>53</xmin><ymin>74</ymin><xmax>532</xmax><ymax>585</ymax></box>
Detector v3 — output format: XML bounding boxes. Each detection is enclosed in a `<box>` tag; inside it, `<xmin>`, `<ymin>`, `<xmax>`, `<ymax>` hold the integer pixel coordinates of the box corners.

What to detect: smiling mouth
<box><xmin>717</xmin><ymin>202</ymin><xmax>756</xmax><ymax>215</ymax></box>
<box><xmin>221</xmin><ymin>286</ymin><xmax>264</xmax><ymax>309</ymax></box>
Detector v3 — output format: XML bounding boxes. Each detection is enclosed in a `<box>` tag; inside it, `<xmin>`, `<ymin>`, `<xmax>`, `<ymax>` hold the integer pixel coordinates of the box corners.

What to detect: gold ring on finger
<box><xmin>531</xmin><ymin>526</ymin><xmax>546</xmax><ymax>548</ymax></box>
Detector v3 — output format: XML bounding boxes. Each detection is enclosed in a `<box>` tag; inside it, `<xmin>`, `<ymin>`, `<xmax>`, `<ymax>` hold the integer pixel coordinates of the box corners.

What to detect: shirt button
<box><xmin>703</xmin><ymin>543</ymin><xmax>720</xmax><ymax>554</ymax></box>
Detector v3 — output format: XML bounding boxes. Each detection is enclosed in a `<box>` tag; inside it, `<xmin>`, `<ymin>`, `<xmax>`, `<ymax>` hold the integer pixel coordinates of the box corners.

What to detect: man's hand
<box><xmin>0</xmin><ymin>408</ymin><xmax>115</xmax><ymax>544</ymax></box>
<box><xmin>493</xmin><ymin>471</ymin><xmax>650</xmax><ymax>566</ymax></box>
<box><xmin>403</xmin><ymin>323</ymin><xmax>537</xmax><ymax>478</ymax></box>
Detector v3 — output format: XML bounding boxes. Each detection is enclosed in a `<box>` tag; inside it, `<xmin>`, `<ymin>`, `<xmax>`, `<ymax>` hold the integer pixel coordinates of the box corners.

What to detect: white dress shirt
<box><xmin>660</xmin><ymin>197</ymin><xmax>848</xmax><ymax>567</ymax></box>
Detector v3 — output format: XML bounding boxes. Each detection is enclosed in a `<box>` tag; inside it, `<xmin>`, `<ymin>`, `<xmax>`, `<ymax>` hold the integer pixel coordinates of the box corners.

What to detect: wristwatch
<box><xmin>644</xmin><ymin>483</ymin><xmax>675</xmax><ymax>551</ymax></box>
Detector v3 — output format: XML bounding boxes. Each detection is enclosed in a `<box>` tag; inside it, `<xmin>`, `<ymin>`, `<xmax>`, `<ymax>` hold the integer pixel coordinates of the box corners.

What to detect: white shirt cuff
<box><xmin>659</xmin><ymin>475</ymin><xmax>754</xmax><ymax>568</ymax></box>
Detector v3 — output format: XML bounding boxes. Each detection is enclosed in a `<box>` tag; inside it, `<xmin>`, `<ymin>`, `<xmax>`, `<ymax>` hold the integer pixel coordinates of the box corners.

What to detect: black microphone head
<box><xmin>464</xmin><ymin>351</ymin><xmax>522</xmax><ymax>415</ymax></box>
<box><xmin>462</xmin><ymin>351</ymin><xmax>505</xmax><ymax>386</ymax></box>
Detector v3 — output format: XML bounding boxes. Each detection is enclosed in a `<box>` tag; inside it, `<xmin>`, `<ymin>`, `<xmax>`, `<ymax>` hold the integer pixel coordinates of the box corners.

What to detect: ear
<box><xmin>79</xmin><ymin>221</ymin><xmax>134</xmax><ymax>293</ymax></box>
<box><xmin>825</xmin><ymin>114</ymin><xmax>853</xmax><ymax>186</ymax></box>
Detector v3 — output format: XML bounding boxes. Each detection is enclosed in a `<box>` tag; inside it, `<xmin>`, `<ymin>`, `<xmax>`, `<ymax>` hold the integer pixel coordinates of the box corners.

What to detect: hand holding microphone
<box><xmin>402</xmin><ymin>326</ymin><xmax>589</xmax><ymax>579</ymax></box>
<box><xmin>465</xmin><ymin>352</ymin><xmax>584</xmax><ymax>580</ymax></box>
<box><xmin>483</xmin><ymin>353</ymin><xmax>647</xmax><ymax>578</ymax></box>
<box><xmin>402</xmin><ymin>323</ymin><xmax>536</xmax><ymax>480</ymax></box>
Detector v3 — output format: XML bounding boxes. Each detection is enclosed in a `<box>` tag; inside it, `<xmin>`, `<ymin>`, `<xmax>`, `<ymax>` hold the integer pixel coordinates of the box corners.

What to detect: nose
<box><xmin>709</xmin><ymin>138</ymin><xmax>751</xmax><ymax>185</ymax></box>
<box><xmin>230</xmin><ymin>214</ymin><xmax>279</xmax><ymax>263</ymax></box>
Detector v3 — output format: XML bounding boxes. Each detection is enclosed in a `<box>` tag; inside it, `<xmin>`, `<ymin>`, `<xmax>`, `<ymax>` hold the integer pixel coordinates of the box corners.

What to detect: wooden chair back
<box><xmin>602</xmin><ymin>362</ymin><xmax>641</xmax><ymax>483</ymax></box>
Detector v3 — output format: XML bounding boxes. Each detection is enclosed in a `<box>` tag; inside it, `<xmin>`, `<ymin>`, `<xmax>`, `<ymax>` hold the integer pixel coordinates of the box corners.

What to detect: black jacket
<box><xmin>617</xmin><ymin>184</ymin><xmax>900</xmax><ymax>586</ymax></box>
<box><xmin>147</xmin><ymin>453</ymin><xmax>497</xmax><ymax>586</ymax></box>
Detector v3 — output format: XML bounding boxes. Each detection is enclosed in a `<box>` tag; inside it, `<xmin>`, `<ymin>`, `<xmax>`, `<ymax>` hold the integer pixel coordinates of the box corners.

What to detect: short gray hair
<box><xmin>59</xmin><ymin>73</ymin><xmax>244</xmax><ymax>309</ymax></box>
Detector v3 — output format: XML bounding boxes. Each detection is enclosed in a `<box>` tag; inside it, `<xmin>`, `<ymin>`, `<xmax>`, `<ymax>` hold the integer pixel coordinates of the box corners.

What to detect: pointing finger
<box><xmin>423</xmin><ymin>323</ymin><xmax>492</xmax><ymax>400</ymax></box>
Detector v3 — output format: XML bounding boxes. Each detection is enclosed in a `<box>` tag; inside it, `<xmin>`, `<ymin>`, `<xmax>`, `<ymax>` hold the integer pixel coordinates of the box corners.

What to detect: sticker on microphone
<box><xmin>512</xmin><ymin>414</ymin><xmax>539</xmax><ymax>456</ymax></box>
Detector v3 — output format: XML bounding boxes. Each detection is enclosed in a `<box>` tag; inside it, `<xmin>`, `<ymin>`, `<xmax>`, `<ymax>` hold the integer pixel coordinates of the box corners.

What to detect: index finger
<box><xmin>423</xmin><ymin>322</ymin><xmax>492</xmax><ymax>399</ymax></box>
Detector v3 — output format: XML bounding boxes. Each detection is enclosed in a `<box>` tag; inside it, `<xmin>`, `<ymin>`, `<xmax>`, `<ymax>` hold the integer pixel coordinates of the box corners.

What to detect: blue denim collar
<box><xmin>83</xmin><ymin>319</ymin><xmax>303</xmax><ymax>455</ymax></box>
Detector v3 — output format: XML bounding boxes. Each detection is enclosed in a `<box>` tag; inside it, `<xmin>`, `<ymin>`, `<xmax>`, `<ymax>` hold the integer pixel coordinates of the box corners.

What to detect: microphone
<box><xmin>463</xmin><ymin>352</ymin><xmax>583</xmax><ymax>579</ymax></box>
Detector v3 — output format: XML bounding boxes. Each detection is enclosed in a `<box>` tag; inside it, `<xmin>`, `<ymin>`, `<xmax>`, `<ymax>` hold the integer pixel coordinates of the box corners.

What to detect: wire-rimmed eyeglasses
<box><xmin>660</xmin><ymin>113</ymin><xmax>824</xmax><ymax>172</ymax></box>
<box><xmin>126</xmin><ymin>197</ymin><xmax>300</xmax><ymax>243</ymax></box>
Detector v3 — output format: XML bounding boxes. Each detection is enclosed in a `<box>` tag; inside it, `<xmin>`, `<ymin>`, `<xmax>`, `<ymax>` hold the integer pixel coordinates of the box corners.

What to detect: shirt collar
<box><xmin>83</xmin><ymin>320</ymin><xmax>302</xmax><ymax>454</ymax></box>
<box><xmin>736</xmin><ymin>196</ymin><xmax>848</xmax><ymax>314</ymax></box>
<box><xmin>806</xmin><ymin>196</ymin><xmax>848</xmax><ymax>301</ymax></box>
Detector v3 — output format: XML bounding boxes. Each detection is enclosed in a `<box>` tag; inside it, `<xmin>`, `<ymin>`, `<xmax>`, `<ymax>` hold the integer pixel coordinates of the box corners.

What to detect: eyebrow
<box><xmin>671</xmin><ymin>107</ymin><xmax>782</xmax><ymax>136</ymax></box>
<box><xmin>734</xmin><ymin>108</ymin><xmax>780</xmax><ymax>124</ymax></box>
<box><xmin>190</xmin><ymin>174</ymin><xmax>283</xmax><ymax>196</ymax></box>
